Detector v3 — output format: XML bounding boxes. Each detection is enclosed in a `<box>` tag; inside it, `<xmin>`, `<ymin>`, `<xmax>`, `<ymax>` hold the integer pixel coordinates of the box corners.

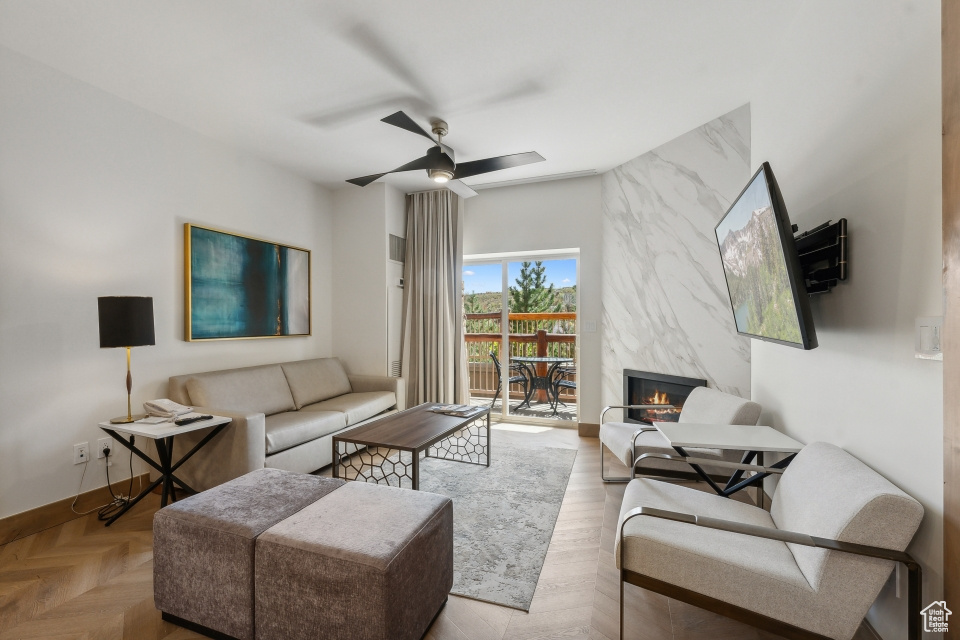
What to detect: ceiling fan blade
<box><xmin>346</xmin><ymin>172</ymin><xmax>389</xmax><ymax>187</ymax></box>
<box><xmin>304</xmin><ymin>95</ymin><xmax>429</xmax><ymax>129</ymax></box>
<box><xmin>446</xmin><ymin>180</ymin><xmax>479</xmax><ymax>199</ymax></box>
<box><xmin>452</xmin><ymin>152</ymin><xmax>545</xmax><ymax>180</ymax></box>
<box><xmin>381</xmin><ymin>110</ymin><xmax>435</xmax><ymax>142</ymax></box>
<box><xmin>381</xmin><ymin>111</ymin><xmax>456</xmax><ymax>159</ymax></box>
<box><xmin>345</xmin><ymin>154</ymin><xmax>437</xmax><ymax>187</ymax></box>
<box><xmin>346</xmin><ymin>24</ymin><xmax>438</xmax><ymax>106</ymax></box>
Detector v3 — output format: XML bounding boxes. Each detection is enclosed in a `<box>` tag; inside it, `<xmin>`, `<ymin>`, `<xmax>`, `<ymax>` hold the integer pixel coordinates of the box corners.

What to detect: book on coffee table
<box><xmin>428</xmin><ymin>404</ymin><xmax>485</xmax><ymax>417</ymax></box>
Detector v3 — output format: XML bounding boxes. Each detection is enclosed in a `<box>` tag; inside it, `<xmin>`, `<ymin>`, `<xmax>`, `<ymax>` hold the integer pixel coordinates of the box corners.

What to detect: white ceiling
<box><xmin>0</xmin><ymin>1</ymin><xmax>803</xmax><ymax>194</ymax></box>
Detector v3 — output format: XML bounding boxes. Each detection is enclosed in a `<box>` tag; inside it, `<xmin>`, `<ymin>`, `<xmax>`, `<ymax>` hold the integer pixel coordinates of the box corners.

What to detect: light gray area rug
<box><xmin>419</xmin><ymin>442</ymin><xmax>578</xmax><ymax>611</ymax></box>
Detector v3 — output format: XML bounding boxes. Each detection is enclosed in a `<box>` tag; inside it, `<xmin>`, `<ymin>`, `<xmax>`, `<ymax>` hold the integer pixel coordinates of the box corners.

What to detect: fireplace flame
<box><xmin>645</xmin><ymin>391</ymin><xmax>670</xmax><ymax>405</ymax></box>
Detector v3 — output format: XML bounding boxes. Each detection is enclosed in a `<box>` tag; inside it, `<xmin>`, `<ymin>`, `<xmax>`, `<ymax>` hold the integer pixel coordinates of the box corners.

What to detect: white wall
<box><xmin>748</xmin><ymin>2</ymin><xmax>942</xmax><ymax>637</ymax></box>
<box><xmin>601</xmin><ymin>105</ymin><xmax>751</xmax><ymax>405</ymax></box>
<box><xmin>463</xmin><ymin>176</ymin><xmax>603</xmax><ymax>422</ymax></box>
<box><xmin>0</xmin><ymin>47</ymin><xmax>333</xmax><ymax>519</ymax></box>
<box><xmin>330</xmin><ymin>183</ymin><xmax>405</xmax><ymax>376</ymax></box>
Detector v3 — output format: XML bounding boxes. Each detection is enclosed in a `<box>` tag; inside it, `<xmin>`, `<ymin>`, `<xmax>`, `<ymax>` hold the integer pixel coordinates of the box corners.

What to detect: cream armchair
<box><xmin>599</xmin><ymin>386</ymin><xmax>761</xmax><ymax>482</ymax></box>
<box><xmin>616</xmin><ymin>442</ymin><xmax>924</xmax><ymax>639</ymax></box>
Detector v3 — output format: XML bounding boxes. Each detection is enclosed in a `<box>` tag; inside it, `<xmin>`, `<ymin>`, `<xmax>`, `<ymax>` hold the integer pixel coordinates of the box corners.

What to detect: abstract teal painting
<box><xmin>185</xmin><ymin>224</ymin><xmax>310</xmax><ymax>340</ymax></box>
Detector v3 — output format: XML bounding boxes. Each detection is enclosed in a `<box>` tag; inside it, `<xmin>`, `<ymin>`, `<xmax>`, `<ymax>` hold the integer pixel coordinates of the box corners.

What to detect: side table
<box><xmin>97</xmin><ymin>415</ymin><xmax>231</xmax><ymax>525</ymax></box>
<box><xmin>652</xmin><ymin>422</ymin><xmax>805</xmax><ymax>509</ymax></box>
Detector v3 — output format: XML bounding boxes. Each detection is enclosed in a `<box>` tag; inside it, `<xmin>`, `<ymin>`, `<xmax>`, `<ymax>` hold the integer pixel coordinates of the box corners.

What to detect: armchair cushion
<box><xmin>771</xmin><ymin>442</ymin><xmax>924</xmax><ymax>590</ymax></box>
<box><xmin>185</xmin><ymin>366</ymin><xmax>295</xmax><ymax>417</ymax></box>
<box><xmin>618</xmin><ymin>443</ymin><xmax>925</xmax><ymax>640</ymax></box>
<box><xmin>600</xmin><ymin>422</ymin><xmax>743</xmax><ymax>476</ymax></box>
<box><xmin>301</xmin><ymin>391</ymin><xmax>396</xmax><ymax>426</ymax></box>
<box><xmin>617</xmin><ymin>479</ymin><xmax>839</xmax><ymax>639</ymax></box>
<box><xmin>264</xmin><ymin>411</ymin><xmax>347</xmax><ymax>455</ymax></box>
<box><xmin>281</xmin><ymin>358</ymin><xmax>353</xmax><ymax>409</ymax></box>
<box><xmin>678</xmin><ymin>387</ymin><xmax>761</xmax><ymax>425</ymax></box>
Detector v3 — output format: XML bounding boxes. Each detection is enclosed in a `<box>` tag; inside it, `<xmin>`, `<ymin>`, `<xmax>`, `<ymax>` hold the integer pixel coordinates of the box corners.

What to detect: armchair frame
<box><xmin>618</xmin><ymin>503</ymin><xmax>921</xmax><ymax>640</ymax></box>
<box><xmin>599</xmin><ymin>405</ymin><xmax>730</xmax><ymax>484</ymax></box>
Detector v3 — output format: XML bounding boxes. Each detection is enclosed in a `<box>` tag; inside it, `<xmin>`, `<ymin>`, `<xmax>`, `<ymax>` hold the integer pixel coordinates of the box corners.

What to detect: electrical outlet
<box><xmin>73</xmin><ymin>442</ymin><xmax>89</xmax><ymax>465</ymax></box>
<box><xmin>97</xmin><ymin>437</ymin><xmax>114</xmax><ymax>461</ymax></box>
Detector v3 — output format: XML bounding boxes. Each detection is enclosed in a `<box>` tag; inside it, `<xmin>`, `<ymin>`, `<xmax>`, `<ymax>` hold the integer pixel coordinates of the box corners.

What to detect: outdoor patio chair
<box><xmin>550</xmin><ymin>365</ymin><xmax>576</xmax><ymax>414</ymax></box>
<box><xmin>490</xmin><ymin>351</ymin><xmax>528</xmax><ymax>408</ymax></box>
<box><xmin>599</xmin><ymin>386</ymin><xmax>761</xmax><ymax>482</ymax></box>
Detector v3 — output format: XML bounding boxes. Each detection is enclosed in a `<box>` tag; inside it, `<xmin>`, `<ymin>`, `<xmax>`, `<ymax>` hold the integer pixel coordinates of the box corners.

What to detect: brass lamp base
<box><xmin>110</xmin><ymin>413</ymin><xmax>146</xmax><ymax>424</ymax></box>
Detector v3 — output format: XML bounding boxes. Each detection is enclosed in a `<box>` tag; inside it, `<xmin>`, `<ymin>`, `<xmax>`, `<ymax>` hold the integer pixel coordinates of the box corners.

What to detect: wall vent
<box><xmin>389</xmin><ymin>234</ymin><xmax>406</xmax><ymax>263</ymax></box>
<box><xmin>390</xmin><ymin>360</ymin><xmax>402</xmax><ymax>378</ymax></box>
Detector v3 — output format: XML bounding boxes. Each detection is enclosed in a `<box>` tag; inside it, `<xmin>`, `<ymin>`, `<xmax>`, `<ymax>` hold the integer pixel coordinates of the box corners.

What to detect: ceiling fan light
<box><xmin>428</xmin><ymin>168</ymin><xmax>454</xmax><ymax>183</ymax></box>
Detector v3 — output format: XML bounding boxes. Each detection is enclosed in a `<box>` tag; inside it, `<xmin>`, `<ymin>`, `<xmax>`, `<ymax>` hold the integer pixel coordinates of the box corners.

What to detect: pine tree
<box><xmin>509</xmin><ymin>261</ymin><xmax>561</xmax><ymax>312</ymax></box>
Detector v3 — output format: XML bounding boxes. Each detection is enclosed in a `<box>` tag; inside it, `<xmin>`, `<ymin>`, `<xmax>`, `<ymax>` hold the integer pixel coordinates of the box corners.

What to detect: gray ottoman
<box><xmin>154</xmin><ymin>468</ymin><xmax>344</xmax><ymax>640</ymax></box>
<box><xmin>255</xmin><ymin>481</ymin><xmax>453</xmax><ymax>640</ymax></box>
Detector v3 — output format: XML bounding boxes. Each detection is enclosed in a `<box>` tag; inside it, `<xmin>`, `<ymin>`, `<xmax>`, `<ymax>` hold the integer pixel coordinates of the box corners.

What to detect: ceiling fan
<box><xmin>346</xmin><ymin>111</ymin><xmax>545</xmax><ymax>197</ymax></box>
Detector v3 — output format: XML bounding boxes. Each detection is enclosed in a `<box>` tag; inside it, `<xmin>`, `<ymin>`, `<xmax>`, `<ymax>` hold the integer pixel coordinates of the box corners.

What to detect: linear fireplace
<box><xmin>623</xmin><ymin>370</ymin><xmax>707</xmax><ymax>424</ymax></box>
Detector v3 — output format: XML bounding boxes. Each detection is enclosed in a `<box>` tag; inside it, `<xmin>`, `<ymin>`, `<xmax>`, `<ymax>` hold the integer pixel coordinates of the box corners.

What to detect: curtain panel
<box><xmin>400</xmin><ymin>189</ymin><xmax>470</xmax><ymax>405</ymax></box>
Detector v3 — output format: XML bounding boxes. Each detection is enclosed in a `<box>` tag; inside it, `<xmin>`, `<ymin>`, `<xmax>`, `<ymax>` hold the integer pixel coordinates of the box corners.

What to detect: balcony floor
<box><xmin>469</xmin><ymin>396</ymin><xmax>578</xmax><ymax>421</ymax></box>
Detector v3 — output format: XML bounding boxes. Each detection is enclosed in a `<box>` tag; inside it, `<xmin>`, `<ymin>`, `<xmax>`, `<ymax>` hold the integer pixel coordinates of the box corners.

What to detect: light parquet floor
<box><xmin>0</xmin><ymin>425</ymin><xmax>874</xmax><ymax>640</ymax></box>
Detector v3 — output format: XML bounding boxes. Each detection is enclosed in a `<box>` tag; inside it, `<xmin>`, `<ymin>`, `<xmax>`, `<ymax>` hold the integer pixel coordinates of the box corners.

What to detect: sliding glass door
<box><xmin>463</xmin><ymin>253</ymin><xmax>578</xmax><ymax>424</ymax></box>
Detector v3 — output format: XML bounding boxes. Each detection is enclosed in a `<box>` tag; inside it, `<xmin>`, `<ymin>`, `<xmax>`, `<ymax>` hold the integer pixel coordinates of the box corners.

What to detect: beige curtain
<box><xmin>400</xmin><ymin>189</ymin><xmax>470</xmax><ymax>405</ymax></box>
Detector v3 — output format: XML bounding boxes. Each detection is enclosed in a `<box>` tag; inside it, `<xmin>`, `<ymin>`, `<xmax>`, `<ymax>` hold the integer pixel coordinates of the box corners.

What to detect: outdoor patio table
<box><xmin>511</xmin><ymin>356</ymin><xmax>573</xmax><ymax>413</ymax></box>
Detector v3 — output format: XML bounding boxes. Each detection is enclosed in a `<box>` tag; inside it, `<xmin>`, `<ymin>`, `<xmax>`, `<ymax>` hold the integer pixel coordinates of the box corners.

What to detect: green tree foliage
<box><xmin>509</xmin><ymin>261</ymin><xmax>562</xmax><ymax>313</ymax></box>
<box><xmin>464</xmin><ymin>293</ymin><xmax>483</xmax><ymax>314</ymax></box>
<box><xmin>724</xmin><ymin>209</ymin><xmax>801</xmax><ymax>343</ymax></box>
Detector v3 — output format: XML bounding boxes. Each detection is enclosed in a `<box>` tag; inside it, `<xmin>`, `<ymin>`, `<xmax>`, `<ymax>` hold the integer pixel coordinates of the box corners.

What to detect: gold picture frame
<box><xmin>184</xmin><ymin>223</ymin><xmax>312</xmax><ymax>341</ymax></box>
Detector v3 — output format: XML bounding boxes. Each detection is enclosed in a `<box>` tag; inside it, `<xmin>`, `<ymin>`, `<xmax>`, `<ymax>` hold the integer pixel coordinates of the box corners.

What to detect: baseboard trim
<box><xmin>578</xmin><ymin>422</ymin><xmax>600</xmax><ymax>437</ymax></box>
<box><xmin>860</xmin><ymin>619</ymin><xmax>884</xmax><ymax>640</ymax></box>
<box><xmin>0</xmin><ymin>472</ymin><xmax>150</xmax><ymax>546</ymax></box>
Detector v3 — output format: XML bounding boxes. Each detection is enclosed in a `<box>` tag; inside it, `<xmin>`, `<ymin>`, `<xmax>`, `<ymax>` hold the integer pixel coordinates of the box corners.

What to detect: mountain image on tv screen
<box><xmin>716</xmin><ymin>171</ymin><xmax>802</xmax><ymax>344</ymax></box>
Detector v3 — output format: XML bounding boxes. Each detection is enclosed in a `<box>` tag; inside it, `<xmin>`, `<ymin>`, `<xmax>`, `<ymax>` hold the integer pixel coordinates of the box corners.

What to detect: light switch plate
<box><xmin>583</xmin><ymin>321</ymin><xmax>597</xmax><ymax>333</ymax></box>
<box><xmin>915</xmin><ymin>316</ymin><xmax>943</xmax><ymax>360</ymax></box>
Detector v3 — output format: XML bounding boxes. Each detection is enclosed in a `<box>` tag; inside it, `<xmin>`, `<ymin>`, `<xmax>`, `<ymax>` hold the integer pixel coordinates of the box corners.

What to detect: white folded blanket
<box><xmin>144</xmin><ymin>399</ymin><xmax>193</xmax><ymax>419</ymax></box>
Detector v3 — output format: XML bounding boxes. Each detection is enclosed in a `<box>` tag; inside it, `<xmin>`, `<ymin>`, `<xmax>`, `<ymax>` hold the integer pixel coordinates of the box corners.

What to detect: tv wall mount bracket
<box><xmin>793</xmin><ymin>219</ymin><xmax>847</xmax><ymax>295</ymax></box>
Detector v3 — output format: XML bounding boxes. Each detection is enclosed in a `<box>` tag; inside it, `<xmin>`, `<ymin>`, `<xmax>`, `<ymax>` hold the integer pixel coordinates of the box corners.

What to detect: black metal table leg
<box><xmin>332</xmin><ymin>438</ymin><xmax>341</xmax><ymax>480</ymax></box>
<box><xmin>99</xmin><ymin>422</ymin><xmax>229</xmax><ymax>526</ymax></box>
<box><xmin>412</xmin><ymin>450</ymin><xmax>419</xmax><ymax>490</ymax></box>
<box><xmin>673</xmin><ymin>446</ymin><xmax>725</xmax><ymax>495</ymax></box>
<box><xmin>485</xmin><ymin>412</ymin><xmax>491</xmax><ymax>467</ymax></box>
<box><xmin>720</xmin><ymin>453</ymin><xmax>796</xmax><ymax>497</ymax></box>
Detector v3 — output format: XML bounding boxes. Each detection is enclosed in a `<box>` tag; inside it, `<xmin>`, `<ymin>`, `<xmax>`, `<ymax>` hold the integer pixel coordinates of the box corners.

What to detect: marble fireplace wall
<box><xmin>600</xmin><ymin>105</ymin><xmax>752</xmax><ymax>405</ymax></box>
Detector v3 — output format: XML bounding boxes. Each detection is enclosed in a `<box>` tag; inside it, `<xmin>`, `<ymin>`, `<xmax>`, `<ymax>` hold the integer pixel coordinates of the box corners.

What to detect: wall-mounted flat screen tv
<box><xmin>715</xmin><ymin>162</ymin><xmax>817</xmax><ymax>350</ymax></box>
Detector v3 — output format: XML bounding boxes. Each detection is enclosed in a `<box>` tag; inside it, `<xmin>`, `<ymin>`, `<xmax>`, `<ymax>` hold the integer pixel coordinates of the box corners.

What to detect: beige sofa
<box><xmin>165</xmin><ymin>357</ymin><xmax>404</xmax><ymax>491</ymax></box>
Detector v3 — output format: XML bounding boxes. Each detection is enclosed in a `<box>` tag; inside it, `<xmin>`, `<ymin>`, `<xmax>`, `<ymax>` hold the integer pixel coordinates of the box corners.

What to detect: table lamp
<box><xmin>98</xmin><ymin>296</ymin><xmax>155</xmax><ymax>424</ymax></box>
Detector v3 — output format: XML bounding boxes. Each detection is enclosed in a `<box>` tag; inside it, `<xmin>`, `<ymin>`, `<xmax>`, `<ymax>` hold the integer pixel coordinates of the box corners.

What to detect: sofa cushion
<box><xmin>264</xmin><ymin>411</ymin><xmax>346</xmax><ymax>455</ymax></box>
<box><xmin>301</xmin><ymin>391</ymin><xmax>396</xmax><ymax>425</ymax></box>
<box><xmin>185</xmin><ymin>366</ymin><xmax>295</xmax><ymax>417</ymax></box>
<box><xmin>281</xmin><ymin>358</ymin><xmax>353</xmax><ymax>409</ymax></box>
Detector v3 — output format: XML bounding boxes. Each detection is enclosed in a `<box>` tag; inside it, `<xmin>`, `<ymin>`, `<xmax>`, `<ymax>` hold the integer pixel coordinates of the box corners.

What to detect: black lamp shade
<box><xmin>98</xmin><ymin>296</ymin><xmax>156</xmax><ymax>348</ymax></box>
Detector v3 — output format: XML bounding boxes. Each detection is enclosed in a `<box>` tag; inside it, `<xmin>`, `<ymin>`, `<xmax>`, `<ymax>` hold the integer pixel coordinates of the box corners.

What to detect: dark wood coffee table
<box><xmin>332</xmin><ymin>403</ymin><xmax>490</xmax><ymax>490</ymax></box>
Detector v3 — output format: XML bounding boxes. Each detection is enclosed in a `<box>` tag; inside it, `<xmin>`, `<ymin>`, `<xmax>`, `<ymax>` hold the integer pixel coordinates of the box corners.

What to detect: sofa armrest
<box><xmin>166</xmin><ymin>408</ymin><xmax>266</xmax><ymax>492</ymax></box>
<box><xmin>348</xmin><ymin>375</ymin><xmax>406</xmax><ymax>411</ymax></box>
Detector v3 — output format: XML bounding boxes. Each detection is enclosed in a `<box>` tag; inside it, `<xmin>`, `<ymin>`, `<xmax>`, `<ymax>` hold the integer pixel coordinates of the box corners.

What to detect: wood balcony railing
<box><xmin>465</xmin><ymin>312</ymin><xmax>577</xmax><ymax>404</ymax></box>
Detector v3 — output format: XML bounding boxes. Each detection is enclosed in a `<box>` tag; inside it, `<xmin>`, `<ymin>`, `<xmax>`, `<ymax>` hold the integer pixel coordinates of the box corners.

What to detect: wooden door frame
<box><xmin>943</xmin><ymin>0</ymin><xmax>960</xmax><ymax>623</ymax></box>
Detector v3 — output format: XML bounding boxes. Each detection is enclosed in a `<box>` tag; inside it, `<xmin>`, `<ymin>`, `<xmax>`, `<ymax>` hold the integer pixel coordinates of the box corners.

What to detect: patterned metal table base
<box><xmin>335</xmin><ymin>413</ymin><xmax>490</xmax><ymax>490</ymax></box>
